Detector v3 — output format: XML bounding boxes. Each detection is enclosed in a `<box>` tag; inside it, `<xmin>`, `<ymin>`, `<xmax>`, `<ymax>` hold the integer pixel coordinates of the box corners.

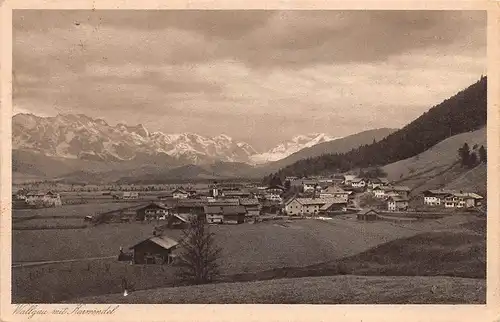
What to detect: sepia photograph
<box><xmin>8</xmin><ymin>8</ymin><xmax>488</xmax><ymax>306</ymax></box>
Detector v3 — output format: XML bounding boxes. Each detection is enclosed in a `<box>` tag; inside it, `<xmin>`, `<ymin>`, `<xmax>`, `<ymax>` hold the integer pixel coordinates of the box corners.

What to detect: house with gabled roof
<box><xmin>172</xmin><ymin>188</ymin><xmax>189</xmax><ymax>199</ymax></box>
<box><xmin>319</xmin><ymin>186</ymin><xmax>352</xmax><ymax>202</ymax></box>
<box><xmin>387</xmin><ymin>196</ymin><xmax>409</xmax><ymax>212</ymax></box>
<box><xmin>422</xmin><ymin>189</ymin><xmax>483</xmax><ymax>208</ymax></box>
<box><xmin>284</xmin><ymin>197</ymin><xmax>334</xmax><ymax>216</ymax></box>
<box><xmin>357</xmin><ymin>209</ymin><xmax>380</xmax><ymax>221</ymax></box>
<box><xmin>204</xmin><ymin>205</ymin><xmax>247</xmax><ymax>224</ymax></box>
<box><xmin>129</xmin><ymin>235</ymin><xmax>179</xmax><ymax>265</ymax></box>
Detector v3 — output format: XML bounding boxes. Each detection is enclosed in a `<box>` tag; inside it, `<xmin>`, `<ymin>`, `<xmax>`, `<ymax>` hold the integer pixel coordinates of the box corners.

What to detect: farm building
<box><xmin>284</xmin><ymin>197</ymin><xmax>331</xmax><ymax>216</ymax></box>
<box><xmin>115</xmin><ymin>191</ymin><xmax>139</xmax><ymax>200</ymax></box>
<box><xmin>319</xmin><ymin>186</ymin><xmax>352</xmax><ymax>202</ymax></box>
<box><xmin>422</xmin><ymin>190</ymin><xmax>483</xmax><ymax>208</ymax></box>
<box><xmin>351</xmin><ymin>178</ymin><xmax>366</xmax><ymax>188</ymax></box>
<box><xmin>357</xmin><ymin>209</ymin><xmax>380</xmax><ymax>221</ymax></box>
<box><xmin>387</xmin><ymin>186</ymin><xmax>411</xmax><ymax>199</ymax></box>
<box><xmin>386</xmin><ymin>196</ymin><xmax>409</xmax><ymax>212</ymax></box>
<box><xmin>204</xmin><ymin>205</ymin><xmax>247</xmax><ymax>224</ymax></box>
<box><xmin>172</xmin><ymin>188</ymin><xmax>189</xmax><ymax>199</ymax></box>
<box><xmin>342</xmin><ymin>175</ymin><xmax>357</xmax><ymax>185</ymax></box>
<box><xmin>264</xmin><ymin>185</ymin><xmax>284</xmax><ymax>202</ymax></box>
<box><xmin>136</xmin><ymin>202</ymin><xmax>170</xmax><ymax>221</ymax></box>
<box><xmin>174</xmin><ymin>200</ymin><xmax>206</xmax><ymax>216</ymax></box>
<box><xmin>372</xmin><ymin>185</ymin><xmax>410</xmax><ymax>199</ymax></box>
<box><xmin>239</xmin><ymin>198</ymin><xmax>262</xmax><ymax>221</ymax></box>
<box><xmin>221</xmin><ymin>190</ymin><xmax>252</xmax><ymax>198</ymax></box>
<box><xmin>129</xmin><ymin>235</ymin><xmax>179</xmax><ymax>265</ymax></box>
<box><xmin>260</xmin><ymin>200</ymin><xmax>283</xmax><ymax>215</ymax></box>
<box><xmin>167</xmin><ymin>213</ymin><xmax>193</xmax><ymax>229</ymax></box>
<box><xmin>207</xmin><ymin>198</ymin><xmax>240</xmax><ymax>206</ymax></box>
<box><xmin>290</xmin><ymin>179</ymin><xmax>319</xmax><ymax>192</ymax></box>
<box><xmin>319</xmin><ymin>198</ymin><xmax>348</xmax><ymax>214</ymax></box>
<box><xmin>24</xmin><ymin>191</ymin><xmax>62</xmax><ymax>207</ymax></box>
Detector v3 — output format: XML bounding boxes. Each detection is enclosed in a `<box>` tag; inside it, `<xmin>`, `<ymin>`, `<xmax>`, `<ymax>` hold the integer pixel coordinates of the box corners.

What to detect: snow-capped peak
<box><xmin>250</xmin><ymin>133</ymin><xmax>339</xmax><ymax>164</ymax></box>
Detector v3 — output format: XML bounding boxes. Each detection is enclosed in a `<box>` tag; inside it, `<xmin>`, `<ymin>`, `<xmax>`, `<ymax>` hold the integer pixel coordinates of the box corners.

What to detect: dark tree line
<box><xmin>458</xmin><ymin>143</ymin><xmax>486</xmax><ymax>168</ymax></box>
<box><xmin>264</xmin><ymin>76</ymin><xmax>487</xmax><ymax>183</ymax></box>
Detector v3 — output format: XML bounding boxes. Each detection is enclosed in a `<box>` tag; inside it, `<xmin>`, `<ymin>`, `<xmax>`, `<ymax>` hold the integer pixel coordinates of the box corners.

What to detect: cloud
<box><xmin>12</xmin><ymin>10</ymin><xmax>486</xmax><ymax>150</ymax></box>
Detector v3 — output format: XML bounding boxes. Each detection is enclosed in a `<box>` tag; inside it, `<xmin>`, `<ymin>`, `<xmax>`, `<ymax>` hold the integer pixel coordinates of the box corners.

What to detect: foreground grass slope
<box><xmin>74</xmin><ymin>275</ymin><xmax>485</xmax><ymax>304</ymax></box>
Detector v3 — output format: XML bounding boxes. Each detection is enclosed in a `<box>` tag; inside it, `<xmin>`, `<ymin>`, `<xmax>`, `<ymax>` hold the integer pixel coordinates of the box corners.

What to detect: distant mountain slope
<box><xmin>259</xmin><ymin>128</ymin><xmax>396</xmax><ymax>174</ymax></box>
<box><xmin>268</xmin><ymin>76</ymin><xmax>487</xmax><ymax>180</ymax></box>
<box><xmin>250</xmin><ymin>133</ymin><xmax>339</xmax><ymax>164</ymax></box>
<box><xmin>12</xmin><ymin>113</ymin><xmax>257</xmax><ymax>164</ymax></box>
<box><xmin>382</xmin><ymin>127</ymin><xmax>486</xmax><ymax>196</ymax></box>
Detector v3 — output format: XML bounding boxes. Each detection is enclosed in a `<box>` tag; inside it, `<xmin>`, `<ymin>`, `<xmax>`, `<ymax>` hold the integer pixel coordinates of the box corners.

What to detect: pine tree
<box><xmin>468</xmin><ymin>152</ymin><xmax>478</xmax><ymax>168</ymax></box>
<box><xmin>176</xmin><ymin>215</ymin><xmax>222</xmax><ymax>285</ymax></box>
<box><xmin>458</xmin><ymin>143</ymin><xmax>470</xmax><ymax>166</ymax></box>
<box><xmin>479</xmin><ymin>145</ymin><xmax>487</xmax><ymax>163</ymax></box>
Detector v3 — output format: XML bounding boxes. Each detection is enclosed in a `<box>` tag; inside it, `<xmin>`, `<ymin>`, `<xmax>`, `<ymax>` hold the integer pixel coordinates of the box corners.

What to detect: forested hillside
<box><xmin>265</xmin><ymin>76</ymin><xmax>487</xmax><ymax>181</ymax></box>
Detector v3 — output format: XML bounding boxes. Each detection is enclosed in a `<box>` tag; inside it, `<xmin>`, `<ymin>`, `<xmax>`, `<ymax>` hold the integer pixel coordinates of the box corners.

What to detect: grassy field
<box><xmin>12</xmin><ymin>202</ymin><xmax>142</xmax><ymax>219</ymax></box>
<box><xmin>13</xmin><ymin>217</ymin><xmax>89</xmax><ymax>230</ymax></box>
<box><xmin>12</xmin><ymin>222</ymin><xmax>174</xmax><ymax>262</ymax></box>
<box><xmin>13</xmin><ymin>215</ymin><xmax>456</xmax><ymax>265</ymax></box>
<box><xmin>73</xmin><ymin>275</ymin><xmax>485</xmax><ymax>304</ymax></box>
<box><xmin>11</xmin><ymin>215</ymin><xmax>485</xmax><ymax>303</ymax></box>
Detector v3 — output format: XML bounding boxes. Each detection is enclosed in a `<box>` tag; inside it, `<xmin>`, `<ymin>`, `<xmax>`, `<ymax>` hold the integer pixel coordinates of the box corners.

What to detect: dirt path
<box><xmin>12</xmin><ymin>256</ymin><xmax>117</xmax><ymax>268</ymax></box>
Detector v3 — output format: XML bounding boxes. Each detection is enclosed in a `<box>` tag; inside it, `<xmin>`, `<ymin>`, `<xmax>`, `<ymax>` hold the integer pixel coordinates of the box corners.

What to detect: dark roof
<box><xmin>387</xmin><ymin>196</ymin><xmax>409</xmax><ymax>202</ymax></box>
<box><xmin>175</xmin><ymin>199</ymin><xmax>207</xmax><ymax>207</ymax></box>
<box><xmin>208</xmin><ymin>199</ymin><xmax>240</xmax><ymax>206</ymax></box>
<box><xmin>172</xmin><ymin>188</ymin><xmax>188</xmax><ymax>194</ymax></box>
<box><xmin>204</xmin><ymin>205</ymin><xmax>247</xmax><ymax>215</ymax></box>
<box><xmin>266</xmin><ymin>185</ymin><xmax>285</xmax><ymax>190</ymax></box>
<box><xmin>358</xmin><ymin>208</ymin><xmax>379</xmax><ymax>215</ymax></box>
<box><xmin>142</xmin><ymin>202</ymin><xmax>169</xmax><ymax>210</ymax></box>
<box><xmin>130</xmin><ymin>235</ymin><xmax>178</xmax><ymax>250</ymax></box>
<box><xmin>240</xmin><ymin>198</ymin><xmax>261</xmax><ymax>206</ymax></box>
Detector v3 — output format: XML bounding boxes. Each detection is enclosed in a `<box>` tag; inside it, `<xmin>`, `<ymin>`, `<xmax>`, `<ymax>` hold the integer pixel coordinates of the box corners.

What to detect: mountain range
<box><xmin>12</xmin><ymin>113</ymin><xmax>397</xmax><ymax>183</ymax></box>
<box><xmin>13</xmin><ymin>113</ymin><xmax>347</xmax><ymax>166</ymax></box>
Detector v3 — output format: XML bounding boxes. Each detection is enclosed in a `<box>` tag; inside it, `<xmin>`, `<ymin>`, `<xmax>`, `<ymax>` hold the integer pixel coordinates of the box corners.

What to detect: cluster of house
<box><xmin>422</xmin><ymin>189</ymin><xmax>483</xmax><ymax>208</ymax></box>
<box><xmin>12</xmin><ymin>190</ymin><xmax>62</xmax><ymax>207</ymax></box>
<box><xmin>283</xmin><ymin>174</ymin><xmax>484</xmax><ymax>214</ymax></box>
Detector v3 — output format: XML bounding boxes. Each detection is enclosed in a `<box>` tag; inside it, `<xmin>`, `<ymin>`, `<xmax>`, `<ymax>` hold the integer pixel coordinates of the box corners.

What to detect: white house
<box><xmin>122</xmin><ymin>191</ymin><xmax>139</xmax><ymax>200</ymax></box>
<box><xmin>351</xmin><ymin>178</ymin><xmax>366</xmax><ymax>188</ymax></box>
<box><xmin>343</xmin><ymin>175</ymin><xmax>357</xmax><ymax>185</ymax></box>
<box><xmin>25</xmin><ymin>191</ymin><xmax>62</xmax><ymax>207</ymax></box>
<box><xmin>422</xmin><ymin>190</ymin><xmax>482</xmax><ymax>208</ymax></box>
<box><xmin>284</xmin><ymin>197</ymin><xmax>332</xmax><ymax>216</ymax></box>
<box><xmin>372</xmin><ymin>186</ymin><xmax>387</xmax><ymax>198</ymax></box>
<box><xmin>172</xmin><ymin>188</ymin><xmax>189</xmax><ymax>199</ymax></box>
<box><xmin>387</xmin><ymin>196</ymin><xmax>409</xmax><ymax>212</ymax></box>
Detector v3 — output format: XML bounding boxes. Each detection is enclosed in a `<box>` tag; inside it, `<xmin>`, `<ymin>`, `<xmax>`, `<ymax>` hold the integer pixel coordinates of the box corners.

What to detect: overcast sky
<box><xmin>13</xmin><ymin>10</ymin><xmax>486</xmax><ymax>151</ymax></box>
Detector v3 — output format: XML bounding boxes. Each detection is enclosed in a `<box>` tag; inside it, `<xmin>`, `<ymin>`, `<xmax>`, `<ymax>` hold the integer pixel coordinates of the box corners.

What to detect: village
<box><xmin>12</xmin><ymin>173</ymin><xmax>484</xmax><ymax>267</ymax></box>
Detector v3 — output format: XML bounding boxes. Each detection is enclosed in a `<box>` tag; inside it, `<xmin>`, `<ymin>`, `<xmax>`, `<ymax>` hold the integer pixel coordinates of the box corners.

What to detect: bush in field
<box><xmin>176</xmin><ymin>216</ymin><xmax>222</xmax><ymax>285</ymax></box>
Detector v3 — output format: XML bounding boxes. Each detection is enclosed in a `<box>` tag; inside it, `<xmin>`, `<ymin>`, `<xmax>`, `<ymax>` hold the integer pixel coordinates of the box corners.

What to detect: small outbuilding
<box><xmin>357</xmin><ymin>209</ymin><xmax>380</xmax><ymax>221</ymax></box>
<box><xmin>129</xmin><ymin>235</ymin><xmax>179</xmax><ymax>265</ymax></box>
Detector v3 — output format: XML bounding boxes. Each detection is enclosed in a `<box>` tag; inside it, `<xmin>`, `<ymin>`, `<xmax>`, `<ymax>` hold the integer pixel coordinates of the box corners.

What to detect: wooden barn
<box><xmin>357</xmin><ymin>209</ymin><xmax>380</xmax><ymax>221</ymax></box>
<box><xmin>167</xmin><ymin>213</ymin><xmax>194</xmax><ymax>229</ymax></box>
<box><xmin>204</xmin><ymin>205</ymin><xmax>246</xmax><ymax>224</ymax></box>
<box><xmin>129</xmin><ymin>235</ymin><xmax>179</xmax><ymax>265</ymax></box>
